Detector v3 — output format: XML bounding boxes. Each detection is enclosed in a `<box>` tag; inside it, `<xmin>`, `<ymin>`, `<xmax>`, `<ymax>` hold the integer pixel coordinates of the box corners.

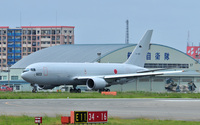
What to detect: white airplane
<box><xmin>21</xmin><ymin>30</ymin><xmax>183</xmax><ymax>93</ymax></box>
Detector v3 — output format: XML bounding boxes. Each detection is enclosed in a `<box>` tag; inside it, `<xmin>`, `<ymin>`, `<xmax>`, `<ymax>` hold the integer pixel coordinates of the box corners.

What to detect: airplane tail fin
<box><xmin>124</xmin><ymin>30</ymin><xmax>153</xmax><ymax>67</ymax></box>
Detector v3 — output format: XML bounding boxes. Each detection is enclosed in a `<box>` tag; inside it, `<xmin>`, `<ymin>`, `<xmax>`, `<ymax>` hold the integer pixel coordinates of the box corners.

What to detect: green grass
<box><xmin>0</xmin><ymin>115</ymin><xmax>60</xmax><ymax>125</ymax></box>
<box><xmin>0</xmin><ymin>91</ymin><xmax>200</xmax><ymax>99</ymax></box>
<box><xmin>0</xmin><ymin>116</ymin><xmax>200</xmax><ymax>125</ymax></box>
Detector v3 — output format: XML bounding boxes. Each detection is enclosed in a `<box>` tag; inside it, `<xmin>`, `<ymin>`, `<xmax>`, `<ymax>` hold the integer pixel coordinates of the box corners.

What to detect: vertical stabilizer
<box><xmin>124</xmin><ymin>30</ymin><xmax>153</xmax><ymax>67</ymax></box>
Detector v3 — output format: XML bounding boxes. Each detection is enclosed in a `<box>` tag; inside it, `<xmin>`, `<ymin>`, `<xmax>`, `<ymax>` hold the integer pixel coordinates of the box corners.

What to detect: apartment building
<box><xmin>0</xmin><ymin>26</ymin><xmax>75</xmax><ymax>71</ymax></box>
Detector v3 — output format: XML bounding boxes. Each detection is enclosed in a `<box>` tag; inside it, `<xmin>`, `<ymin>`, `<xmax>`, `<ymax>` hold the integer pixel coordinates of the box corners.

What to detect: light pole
<box><xmin>7</xmin><ymin>65</ymin><xmax>10</xmax><ymax>87</ymax></box>
<box><xmin>97</xmin><ymin>52</ymin><xmax>101</xmax><ymax>63</ymax></box>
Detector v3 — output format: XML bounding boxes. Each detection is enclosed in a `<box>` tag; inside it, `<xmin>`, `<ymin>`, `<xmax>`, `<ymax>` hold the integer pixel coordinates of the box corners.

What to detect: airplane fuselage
<box><xmin>22</xmin><ymin>62</ymin><xmax>147</xmax><ymax>86</ymax></box>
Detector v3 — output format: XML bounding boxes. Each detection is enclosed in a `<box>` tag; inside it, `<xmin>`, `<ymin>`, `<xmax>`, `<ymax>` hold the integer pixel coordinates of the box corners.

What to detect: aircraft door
<box><xmin>43</xmin><ymin>67</ymin><xmax>48</xmax><ymax>76</ymax></box>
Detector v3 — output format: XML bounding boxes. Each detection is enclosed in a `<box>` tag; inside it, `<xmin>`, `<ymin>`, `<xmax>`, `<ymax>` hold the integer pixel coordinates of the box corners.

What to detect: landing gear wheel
<box><xmin>32</xmin><ymin>84</ymin><xmax>38</xmax><ymax>93</ymax></box>
<box><xmin>99</xmin><ymin>88</ymin><xmax>110</xmax><ymax>93</ymax></box>
<box><xmin>99</xmin><ymin>89</ymin><xmax>103</xmax><ymax>93</ymax></box>
<box><xmin>70</xmin><ymin>87</ymin><xmax>82</xmax><ymax>93</ymax></box>
<box><xmin>70</xmin><ymin>88</ymin><xmax>74</xmax><ymax>93</ymax></box>
<box><xmin>32</xmin><ymin>89</ymin><xmax>36</xmax><ymax>93</ymax></box>
<box><xmin>32</xmin><ymin>88</ymin><xmax>38</xmax><ymax>93</ymax></box>
<box><xmin>77</xmin><ymin>89</ymin><xmax>81</xmax><ymax>93</ymax></box>
<box><xmin>106</xmin><ymin>89</ymin><xmax>110</xmax><ymax>92</ymax></box>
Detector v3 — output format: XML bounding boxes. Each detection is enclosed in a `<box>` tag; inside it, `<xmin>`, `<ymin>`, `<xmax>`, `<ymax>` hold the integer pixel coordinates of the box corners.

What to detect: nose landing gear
<box><xmin>31</xmin><ymin>84</ymin><xmax>38</xmax><ymax>93</ymax></box>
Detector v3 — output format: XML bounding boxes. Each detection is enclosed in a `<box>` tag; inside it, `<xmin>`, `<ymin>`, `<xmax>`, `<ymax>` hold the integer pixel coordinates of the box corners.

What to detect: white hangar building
<box><xmin>1</xmin><ymin>43</ymin><xmax>200</xmax><ymax>92</ymax></box>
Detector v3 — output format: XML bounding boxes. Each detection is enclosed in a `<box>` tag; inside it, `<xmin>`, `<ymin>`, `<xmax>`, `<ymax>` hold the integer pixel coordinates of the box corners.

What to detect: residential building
<box><xmin>0</xmin><ymin>26</ymin><xmax>75</xmax><ymax>70</ymax></box>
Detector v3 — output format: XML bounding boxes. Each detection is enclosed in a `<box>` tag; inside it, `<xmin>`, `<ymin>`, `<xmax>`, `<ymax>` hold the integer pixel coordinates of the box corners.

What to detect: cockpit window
<box><xmin>23</xmin><ymin>68</ymin><xmax>29</xmax><ymax>73</ymax></box>
<box><xmin>30</xmin><ymin>68</ymin><xmax>36</xmax><ymax>71</ymax></box>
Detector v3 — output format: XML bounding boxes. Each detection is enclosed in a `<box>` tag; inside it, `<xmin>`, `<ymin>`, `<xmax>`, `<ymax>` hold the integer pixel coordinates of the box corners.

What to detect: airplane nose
<box><xmin>21</xmin><ymin>73</ymin><xmax>30</xmax><ymax>81</ymax></box>
<box><xmin>21</xmin><ymin>73</ymin><xmax>27</xmax><ymax>80</ymax></box>
<box><xmin>21</xmin><ymin>72</ymin><xmax>35</xmax><ymax>83</ymax></box>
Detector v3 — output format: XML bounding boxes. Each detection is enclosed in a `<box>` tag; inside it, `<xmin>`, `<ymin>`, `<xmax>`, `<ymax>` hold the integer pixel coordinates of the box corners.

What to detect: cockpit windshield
<box><xmin>30</xmin><ymin>68</ymin><xmax>36</xmax><ymax>71</ymax></box>
<box><xmin>23</xmin><ymin>68</ymin><xmax>29</xmax><ymax>73</ymax></box>
<box><xmin>23</xmin><ymin>68</ymin><xmax>36</xmax><ymax>73</ymax></box>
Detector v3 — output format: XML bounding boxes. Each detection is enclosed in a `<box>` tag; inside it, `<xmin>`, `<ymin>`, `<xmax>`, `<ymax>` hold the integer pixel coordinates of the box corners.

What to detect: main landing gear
<box><xmin>70</xmin><ymin>85</ymin><xmax>81</xmax><ymax>93</ymax></box>
<box><xmin>99</xmin><ymin>88</ymin><xmax>110</xmax><ymax>93</ymax></box>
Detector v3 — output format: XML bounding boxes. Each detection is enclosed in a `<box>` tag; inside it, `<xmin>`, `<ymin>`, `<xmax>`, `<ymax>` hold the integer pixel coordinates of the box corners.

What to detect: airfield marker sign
<box><xmin>88</xmin><ymin>111</ymin><xmax>108</xmax><ymax>123</ymax></box>
<box><xmin>35</xmin><ymin>117</ymin><xmax>42</xmax><ymax>125</ymax></box>
<box><xmin>74</xmin><ymin>111</ymin><xmax>87</xmax><ymax>124</ymax></box>
<box><xmin>73</xmin><ymin>111</ymin><xmax>108</xmax><ymax>124</ymax></box>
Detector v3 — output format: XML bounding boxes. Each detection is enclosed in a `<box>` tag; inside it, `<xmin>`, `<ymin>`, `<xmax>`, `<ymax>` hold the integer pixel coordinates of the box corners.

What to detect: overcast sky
<box><xmin>1</xmin><ymin>0</ymin><xmax>199</xmax><ymax>52</ymax></box>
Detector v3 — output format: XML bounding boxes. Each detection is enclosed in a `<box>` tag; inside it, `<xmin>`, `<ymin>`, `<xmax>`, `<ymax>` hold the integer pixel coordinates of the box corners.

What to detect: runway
<box><xmin>0</xmin><ymin>98</ymin><xmax>200</xmax><ymax>121</ymax></box>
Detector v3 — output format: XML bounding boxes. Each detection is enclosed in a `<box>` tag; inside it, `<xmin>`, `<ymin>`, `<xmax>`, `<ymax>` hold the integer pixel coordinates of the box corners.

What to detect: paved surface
<box><xmin>0</xmin><ymin>98</ymin><xmax>200</xmax><ymax>121</ymax></box>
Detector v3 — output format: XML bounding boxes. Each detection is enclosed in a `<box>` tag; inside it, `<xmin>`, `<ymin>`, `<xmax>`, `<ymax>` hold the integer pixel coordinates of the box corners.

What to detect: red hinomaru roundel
<box><xmin>114</xmin><ymin>69</ymin><xmax>117</xmax><ymax>74</ymax></box>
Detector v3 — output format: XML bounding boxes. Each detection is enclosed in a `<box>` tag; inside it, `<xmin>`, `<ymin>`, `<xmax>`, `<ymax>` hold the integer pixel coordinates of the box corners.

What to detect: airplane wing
<box><xmin>104</xmin><ymin>70</ymin><xmax>184</xmax><ymax>79</ymax></box>
<box><xmin>136</xmin><ymin>68</ymin><xmax>168</xmax><ymax>73</ymax></box>
<box><xmin>75</xmin><ymin>70</ymin><xmax>184</xmax><ymax>80</ymax></box>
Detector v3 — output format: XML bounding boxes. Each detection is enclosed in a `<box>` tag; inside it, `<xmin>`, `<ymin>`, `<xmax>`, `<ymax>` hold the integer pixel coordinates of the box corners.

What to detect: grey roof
<box><xmin>11</xmin><ymin>43</ymin><xmax>196</xmax><ymax>69</ymax></box>
<box><xmin>11</xmin><ymin>44</ymin><xmax>132</xmax><ymax>69</ymax></box>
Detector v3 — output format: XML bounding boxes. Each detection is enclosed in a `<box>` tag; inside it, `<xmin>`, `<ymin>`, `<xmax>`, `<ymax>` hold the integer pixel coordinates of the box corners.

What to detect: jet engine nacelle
<box><xmin>86</xmin><ymin>78</ymin><xmax>108</xmax><ymax>90</ymax></box>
